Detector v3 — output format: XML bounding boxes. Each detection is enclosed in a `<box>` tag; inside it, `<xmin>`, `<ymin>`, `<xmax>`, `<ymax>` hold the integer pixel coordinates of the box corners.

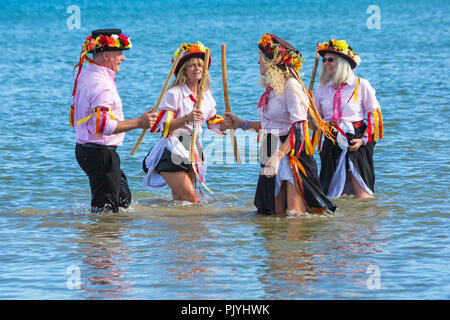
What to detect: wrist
<box><xmin>241</xmin><ymin>119</ymin><xmax>249</xmax><ymax>130</ymax></box>
<box><xmin>360</xmin><ymin>136</ymin><xmax>368</xmax><ymax>145</ymax></box>
<box><xmin>276</xmin><ymin>149</ymin><xmax>285</xmax><ymax>158</ymax></box>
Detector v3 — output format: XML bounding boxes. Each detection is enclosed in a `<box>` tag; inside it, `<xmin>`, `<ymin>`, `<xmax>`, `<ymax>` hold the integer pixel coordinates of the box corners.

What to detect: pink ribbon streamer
<box><xmin>330</xmin><ymin>83</ymin><xmax>346</xmax><ymax>124</ymax></box>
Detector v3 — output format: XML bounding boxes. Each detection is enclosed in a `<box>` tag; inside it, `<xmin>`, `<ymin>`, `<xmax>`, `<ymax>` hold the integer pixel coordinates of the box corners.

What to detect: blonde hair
<box><xmin>169</xmin><ymin>57</ymin><xmax>211</xmax><ymax>92</ymax></box>
<box><xmin>259</xmin><ymin>52</ymin><xmax>291</xmax><ymax>95</ymax></box>
<box><xmin>319</xmin><ymin>54</ymin><xmax>354</xmax><ymax>86</ymax></box>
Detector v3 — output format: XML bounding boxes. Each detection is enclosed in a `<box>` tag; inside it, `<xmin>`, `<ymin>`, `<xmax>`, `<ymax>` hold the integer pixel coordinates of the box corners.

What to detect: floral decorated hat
<box><xmin>317</xmin><ymin>39</ymin><xmax>360</xmax><ymax>69</ymax></box>
<box><xmin>258</xmin><ymin>33</ymin><xmax>304</xmax><ymax>71</ymax></box>
<box><xmin>82</xmin><ymin>29</ymin><xmax>132</xmax><ymax>54</ymax></box>
<box><xmin>172</xmin><ymin>42</ymin><xmax>211</xmax><ymax>76</ymax></box>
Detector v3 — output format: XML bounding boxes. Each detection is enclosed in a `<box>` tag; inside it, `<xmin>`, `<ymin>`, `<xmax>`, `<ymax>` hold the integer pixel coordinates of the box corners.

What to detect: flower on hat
<box><xmin>317</xmin><ymin>39</ymin><xmax>360</xmax><ymax>67</ymax></box>
<box><xmin>82</xmin><ymin>32</ymin><xmax>132</xmax><ymax>53</ymax></box>
<box><xmin>172</xmin><ymin>41</ymin><xmax>208</xmax><ymax>62</ymax></box>
<box><xmin>258</xmin><ymin>34</ymin><xmax>274</xmax><ymax>48</ymax></box>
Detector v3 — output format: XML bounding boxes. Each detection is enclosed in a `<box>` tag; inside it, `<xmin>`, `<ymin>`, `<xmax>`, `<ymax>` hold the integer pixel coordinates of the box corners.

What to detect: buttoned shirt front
<box><xmin>159</xmin><ymin>84</ymin><xmax>218</xmax><ymax>136</ymax></box>
<box><xmin>314</xmin><ymin>74</ymin><xmax>381</xmax><ymax>124</ymax></box>
<box><xmin>73</xmin><ymin>64</ymin><xmax>124</xmax><ymax>146</ymax></box>
<box><xmin>257</xmin><ymin>77</ymin><xmax>308</xmax><ymax>137</ymax></box>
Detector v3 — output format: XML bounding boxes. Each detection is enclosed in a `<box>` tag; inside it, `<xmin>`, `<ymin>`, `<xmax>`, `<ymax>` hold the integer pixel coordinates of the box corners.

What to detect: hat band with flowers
<box><xmin>258</xmin><ymin>33</ymin><xmax>304</xmax><ymax>72</ymax></box>
<box><xmin>82</xmin><ymin>29</ymin><xmax>132</xmax><ymax>54</ymax></box>
<box><xmin>172</xmin><ymin>42</ymin><xmax>211</xmax><ymax>76</ymax></box>
<box><xmin>317</xmin><ymin>39</ymin><xmax>360</xmax><ymax>69</ymax></box>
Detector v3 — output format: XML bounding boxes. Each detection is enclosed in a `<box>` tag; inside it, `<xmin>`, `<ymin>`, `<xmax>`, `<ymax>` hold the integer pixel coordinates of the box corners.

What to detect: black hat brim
<box><xmin>89</xmin><ymin>46</ymin><xmax>130</xmax><ymax>54</ymax></box>
<box><xmin>174</xmin><ymin>52</ymin><xmax>211</xmax><ymax>76</ymax></box>
<box><xmin>318</xmin><ymin>49</ymin><xmax>357</xmax><ymax>69</ymax></box>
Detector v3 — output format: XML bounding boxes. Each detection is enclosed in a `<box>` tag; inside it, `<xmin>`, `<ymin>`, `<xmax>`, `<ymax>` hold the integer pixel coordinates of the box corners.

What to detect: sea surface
<box><xmin>0</xmin><ymin>0</ymin><xmax>448</xmax><ymax>299</ymax></box>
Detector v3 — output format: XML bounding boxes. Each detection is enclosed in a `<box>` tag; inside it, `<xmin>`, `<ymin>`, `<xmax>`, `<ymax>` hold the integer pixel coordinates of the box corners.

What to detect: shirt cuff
<box><xmin>103</xmin><ymin>119</ymin><xmax>118</xmax><ymax>136</ymax></box>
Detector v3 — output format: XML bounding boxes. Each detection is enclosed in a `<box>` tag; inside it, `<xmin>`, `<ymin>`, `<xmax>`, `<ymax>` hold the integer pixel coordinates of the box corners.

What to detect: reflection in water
<box><xmin>164</xmin><ymin>219</ymin><xmax>213</xmax><ymax>282</ymax></box>
<box><xmin>254</xmin><ymin>198</ymin><xmax>386</xmax><ymax>299</ymax></box>
<box><xmin>76</xmin><ymin>215</ymin><xmax>134</xmax><ymax>299</ymax></box>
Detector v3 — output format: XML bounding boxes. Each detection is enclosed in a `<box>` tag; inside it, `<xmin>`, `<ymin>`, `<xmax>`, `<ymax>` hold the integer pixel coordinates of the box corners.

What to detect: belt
<box><xmin>352</xmin><ymin>120</ymin><xmax>364</xmax><ymax>128</ymax></box>
<box><xmin>76</xmin><ymin>142</ymin><xmax>117</xmax><ymax>150</ymax></box>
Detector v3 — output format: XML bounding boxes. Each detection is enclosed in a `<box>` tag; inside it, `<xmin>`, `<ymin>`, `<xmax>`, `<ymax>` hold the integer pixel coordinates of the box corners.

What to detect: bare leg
<box><xmin>350</xmin><ymin>174</ymin><xmax>373</xmax><ymax>199</ymax></box>
<box><xmin>274</xmin><ymin>181</ymin><xmax>287</xmax><ymax>216</ymax></box>
<box><xmin>160</xmin><ymin>170</ymin><xmax>199</xmax><ymax>203</ymax></box>
<box><xmin>286</xmin><ymin>181</ymin><xmax>307</xmax><ymax>214</ymax></box>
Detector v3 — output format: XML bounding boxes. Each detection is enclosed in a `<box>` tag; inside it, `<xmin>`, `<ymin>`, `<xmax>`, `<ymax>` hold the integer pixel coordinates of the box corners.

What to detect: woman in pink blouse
<box><xmin>143</xmin><ymin>42</ymin><xmax>227</xmax><ymax>203</ymax></box>
<box><xmin>225</xmin><ymin>34</ymin><xmax>336</xmax><ymax>216</ymax></box>
<box><xmin>314</xmin><ymin>39</ymin><xmax>384</xmax><ymax>199</ymax></box>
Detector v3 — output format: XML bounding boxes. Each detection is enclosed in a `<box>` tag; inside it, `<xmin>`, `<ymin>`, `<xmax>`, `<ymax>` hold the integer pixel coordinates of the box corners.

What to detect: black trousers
<box><xmin>75</xmin><ymin>143</ymin><xmax>131</xmax><ymax>213</ymax></box>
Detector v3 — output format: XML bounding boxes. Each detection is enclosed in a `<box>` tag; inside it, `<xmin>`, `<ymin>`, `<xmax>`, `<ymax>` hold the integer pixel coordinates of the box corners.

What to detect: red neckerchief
<box><xmin>257</xmin><ymin>87</ymin><xmax>273</xmax><ymax>112</ymax></box>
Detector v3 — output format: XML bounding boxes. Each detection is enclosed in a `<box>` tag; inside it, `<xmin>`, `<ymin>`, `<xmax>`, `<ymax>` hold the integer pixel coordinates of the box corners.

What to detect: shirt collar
<box><xmin>87</xmin><ymin>63</ymin><xmax>116</xmax><ymax>81</ymax></box>
<box><xmin>181</xmin><ymin>83</ymin><xmax>193</xmax><ymax>97</ymax></box>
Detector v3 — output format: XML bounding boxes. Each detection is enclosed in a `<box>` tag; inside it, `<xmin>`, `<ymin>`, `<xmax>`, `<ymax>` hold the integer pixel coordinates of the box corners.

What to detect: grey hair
<box><xmin>319</xmin><ymin>54</ymin><xmax>354</xmax><ymax>86</ymax></box>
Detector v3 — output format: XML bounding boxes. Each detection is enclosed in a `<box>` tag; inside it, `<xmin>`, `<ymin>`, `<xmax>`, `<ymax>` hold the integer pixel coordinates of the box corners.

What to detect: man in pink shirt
<box><xmin>71</xmin><ymin>29</ymin><xmax>157</xmax><ymax>213</ymax></box>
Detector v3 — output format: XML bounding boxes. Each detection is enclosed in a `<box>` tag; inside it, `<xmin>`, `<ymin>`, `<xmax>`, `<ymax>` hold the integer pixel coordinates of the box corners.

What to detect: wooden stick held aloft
<box><xmin>308</xmin><ymin>47</ymin><xmax>320</xmax><ymax>94</ymax></box>
<box><xmin>131</xmin><ymin>49</ymin><xmax>184</xmax><ymax>155</ymax></box>
<box><xmin>189</xmin><ymin>48</ymin><xmax>210</xmax><ymax>162</ymax></box>
<box><xmin>221</xmin><ymin>44</ymin><xmax>241</xmax><ymax>164</ymax></box>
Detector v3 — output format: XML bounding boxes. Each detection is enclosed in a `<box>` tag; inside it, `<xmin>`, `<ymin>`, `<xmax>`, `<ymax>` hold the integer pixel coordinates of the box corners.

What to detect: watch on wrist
<box><xmin>361</xmin><ymin>136</ymin><xmax>368</xmax><ymax>145</ymax></box>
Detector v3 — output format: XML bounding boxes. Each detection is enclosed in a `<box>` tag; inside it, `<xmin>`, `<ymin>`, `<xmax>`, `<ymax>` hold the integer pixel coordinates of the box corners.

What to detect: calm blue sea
<box><xmin>0</xmin><ymin>0</ymin><xmax>448</xmax><ymax>300</ymax></box>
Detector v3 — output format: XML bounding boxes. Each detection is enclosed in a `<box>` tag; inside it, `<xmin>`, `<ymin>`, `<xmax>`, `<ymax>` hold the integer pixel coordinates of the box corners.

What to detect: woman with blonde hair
<box><xmin>143</xmin><ymin>42</ymin><xmax>227</xmax><ymax>203</ymax></box>
<box><xmin>225</xmin><ymin>34</ymin><xmax>336</xmax><ymax>216</ymax></box>
<box><xmin>314</xmin><ymin>39</ymin><xmax>383</xmax><ymax>198</ymax></box>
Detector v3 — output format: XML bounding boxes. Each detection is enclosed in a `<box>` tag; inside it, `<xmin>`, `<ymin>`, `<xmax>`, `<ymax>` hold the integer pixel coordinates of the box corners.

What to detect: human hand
<box><xmin>186</xmin><ymin>109</ymin><xmax>203</xmax><ymax>123</ymax></box>
<box><xmin>138</xmin><ymin>110</ymin><xmax>158</xmax><ymax>129</ymax></box>
<box><xmin>263</xmin><ymin>150</ymin><xmax>283</xmax><ymax>178</ymax></box>
<box><xmin>348</xmin><ymin>138</ymin><xmax>364</xmax><ymax>152</ymax></box>
<box><xmin>224</xmin><ymin>111</ymin><xmax>244</xmax><ymax>129</ymax></box>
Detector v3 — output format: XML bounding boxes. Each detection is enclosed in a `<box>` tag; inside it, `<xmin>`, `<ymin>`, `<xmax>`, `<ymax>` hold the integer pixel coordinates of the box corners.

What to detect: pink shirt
<box><xmin>159</xmin><ymin>84</ymin><xmax>218</xmax><ymax>135</ymax></box>
<box><xmin>314</xmin><ymin>74</ymin><xmax>381</xmax><ymax>124</ymax></box>
<box><xmin>73</xmin><ymin>64</ymin><xmax>124</xmax><ymax>146</ymax></box>
<box><xmin>258</xmin><ymin>77</ymin><xmax>308</xmax><ymax>136</ymax></box>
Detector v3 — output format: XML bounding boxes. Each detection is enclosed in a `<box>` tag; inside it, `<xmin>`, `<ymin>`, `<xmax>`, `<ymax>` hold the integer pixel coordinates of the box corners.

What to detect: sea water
<box><xmin>0</xmin><ymin>0</ymin><xmax>448</xmax><ymax>299</ymax></box>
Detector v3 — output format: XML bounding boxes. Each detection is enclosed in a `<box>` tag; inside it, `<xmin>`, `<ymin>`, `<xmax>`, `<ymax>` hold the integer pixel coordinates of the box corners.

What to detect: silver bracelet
<box><xmin>241</xmin><ymin>120</ymin><xmax>249</xmax><ymax>130</ymax></box>
<box><xmin>360</xmin><ymin>136</ymin><xmax>368</xmax><ymax>145</ymax></box>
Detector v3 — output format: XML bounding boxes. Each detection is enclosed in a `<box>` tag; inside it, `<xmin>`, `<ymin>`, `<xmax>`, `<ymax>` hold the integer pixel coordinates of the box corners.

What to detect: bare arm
<box><xmin>113</xmin><ymin>110</ymin><xmax>157</xmax><ymax>134</ymax></box>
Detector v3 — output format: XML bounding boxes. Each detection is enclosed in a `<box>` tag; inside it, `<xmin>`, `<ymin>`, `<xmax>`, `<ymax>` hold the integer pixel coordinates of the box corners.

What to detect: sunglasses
<box><xmin>322</xmin><ymin>57</ymin><xmax>334</xmax><ymax>63</ymax></box>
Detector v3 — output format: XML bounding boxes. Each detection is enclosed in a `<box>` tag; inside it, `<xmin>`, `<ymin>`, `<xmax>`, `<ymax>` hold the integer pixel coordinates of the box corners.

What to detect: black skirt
<box><xmin>319</xmin><ymin>122</ymin><xmax>375</xmax><ymax>196</ymax></box>
<box><xmin>254</xmin><ymin>131</ymin><xmax>337</xmax><ymax>215</ymax></box>
<box><xmin>143</xmin><ymin>134</ymin><xmax>204</xmax><ymax>174</ymax></box>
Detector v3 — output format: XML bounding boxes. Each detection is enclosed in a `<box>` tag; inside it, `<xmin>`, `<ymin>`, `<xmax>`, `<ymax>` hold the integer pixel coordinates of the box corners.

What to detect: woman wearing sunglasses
<box><xmin>225</xmin><ymin>34</ymin><xmax>336</xmax><ymax>216</ymax></box>
<box><xmin>314</xmin><ymin>39</ymin><xmax>384</xmax><ymax>199</ymax></box>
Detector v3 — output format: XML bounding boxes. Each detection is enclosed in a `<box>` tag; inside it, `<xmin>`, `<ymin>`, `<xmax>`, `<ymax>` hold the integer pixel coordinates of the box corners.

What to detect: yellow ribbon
<box><xmin>163</xmin><ymin>111</ymin><xmax>173</xmax><ymax>137</ymax></box>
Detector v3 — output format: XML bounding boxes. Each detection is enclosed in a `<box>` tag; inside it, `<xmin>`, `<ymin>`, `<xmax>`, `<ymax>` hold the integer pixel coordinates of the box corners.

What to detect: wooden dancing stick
<box><xmin>307</xmin><ymin>46</ymin><xmax>320</xmax><ymax>131</ymax></box>
<box><xmin>221</xmin><ymin>44</ymin><xmax>242</xmax><ymax>164</ymax></box>
<box><xmin>308</xmin><ymin>46</ymin><xmax>320</xmax><ymax>94</ymax></box>
<box><xmin>131</xmin><ymin>49</ymin><xmax>184</xmax><ymax>155</ymax></box>
<box><xmin>189</xmin><ymin>48</ymin><xmax>211</xmax><ymax>163</ymax></box>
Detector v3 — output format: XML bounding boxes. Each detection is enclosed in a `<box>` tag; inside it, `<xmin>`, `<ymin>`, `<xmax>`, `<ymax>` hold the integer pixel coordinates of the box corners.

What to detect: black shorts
<box><xmin>143</xmin><ymin>135</ymin><xmax>204</xmax><ymax>174</ymax></box>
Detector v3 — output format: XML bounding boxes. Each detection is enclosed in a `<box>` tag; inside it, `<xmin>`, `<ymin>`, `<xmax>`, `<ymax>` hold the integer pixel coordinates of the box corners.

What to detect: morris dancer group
<box><xmin>70</xmin><ymin>29</ymin><xmax>383</xmax><ymax>216</ymax></box>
